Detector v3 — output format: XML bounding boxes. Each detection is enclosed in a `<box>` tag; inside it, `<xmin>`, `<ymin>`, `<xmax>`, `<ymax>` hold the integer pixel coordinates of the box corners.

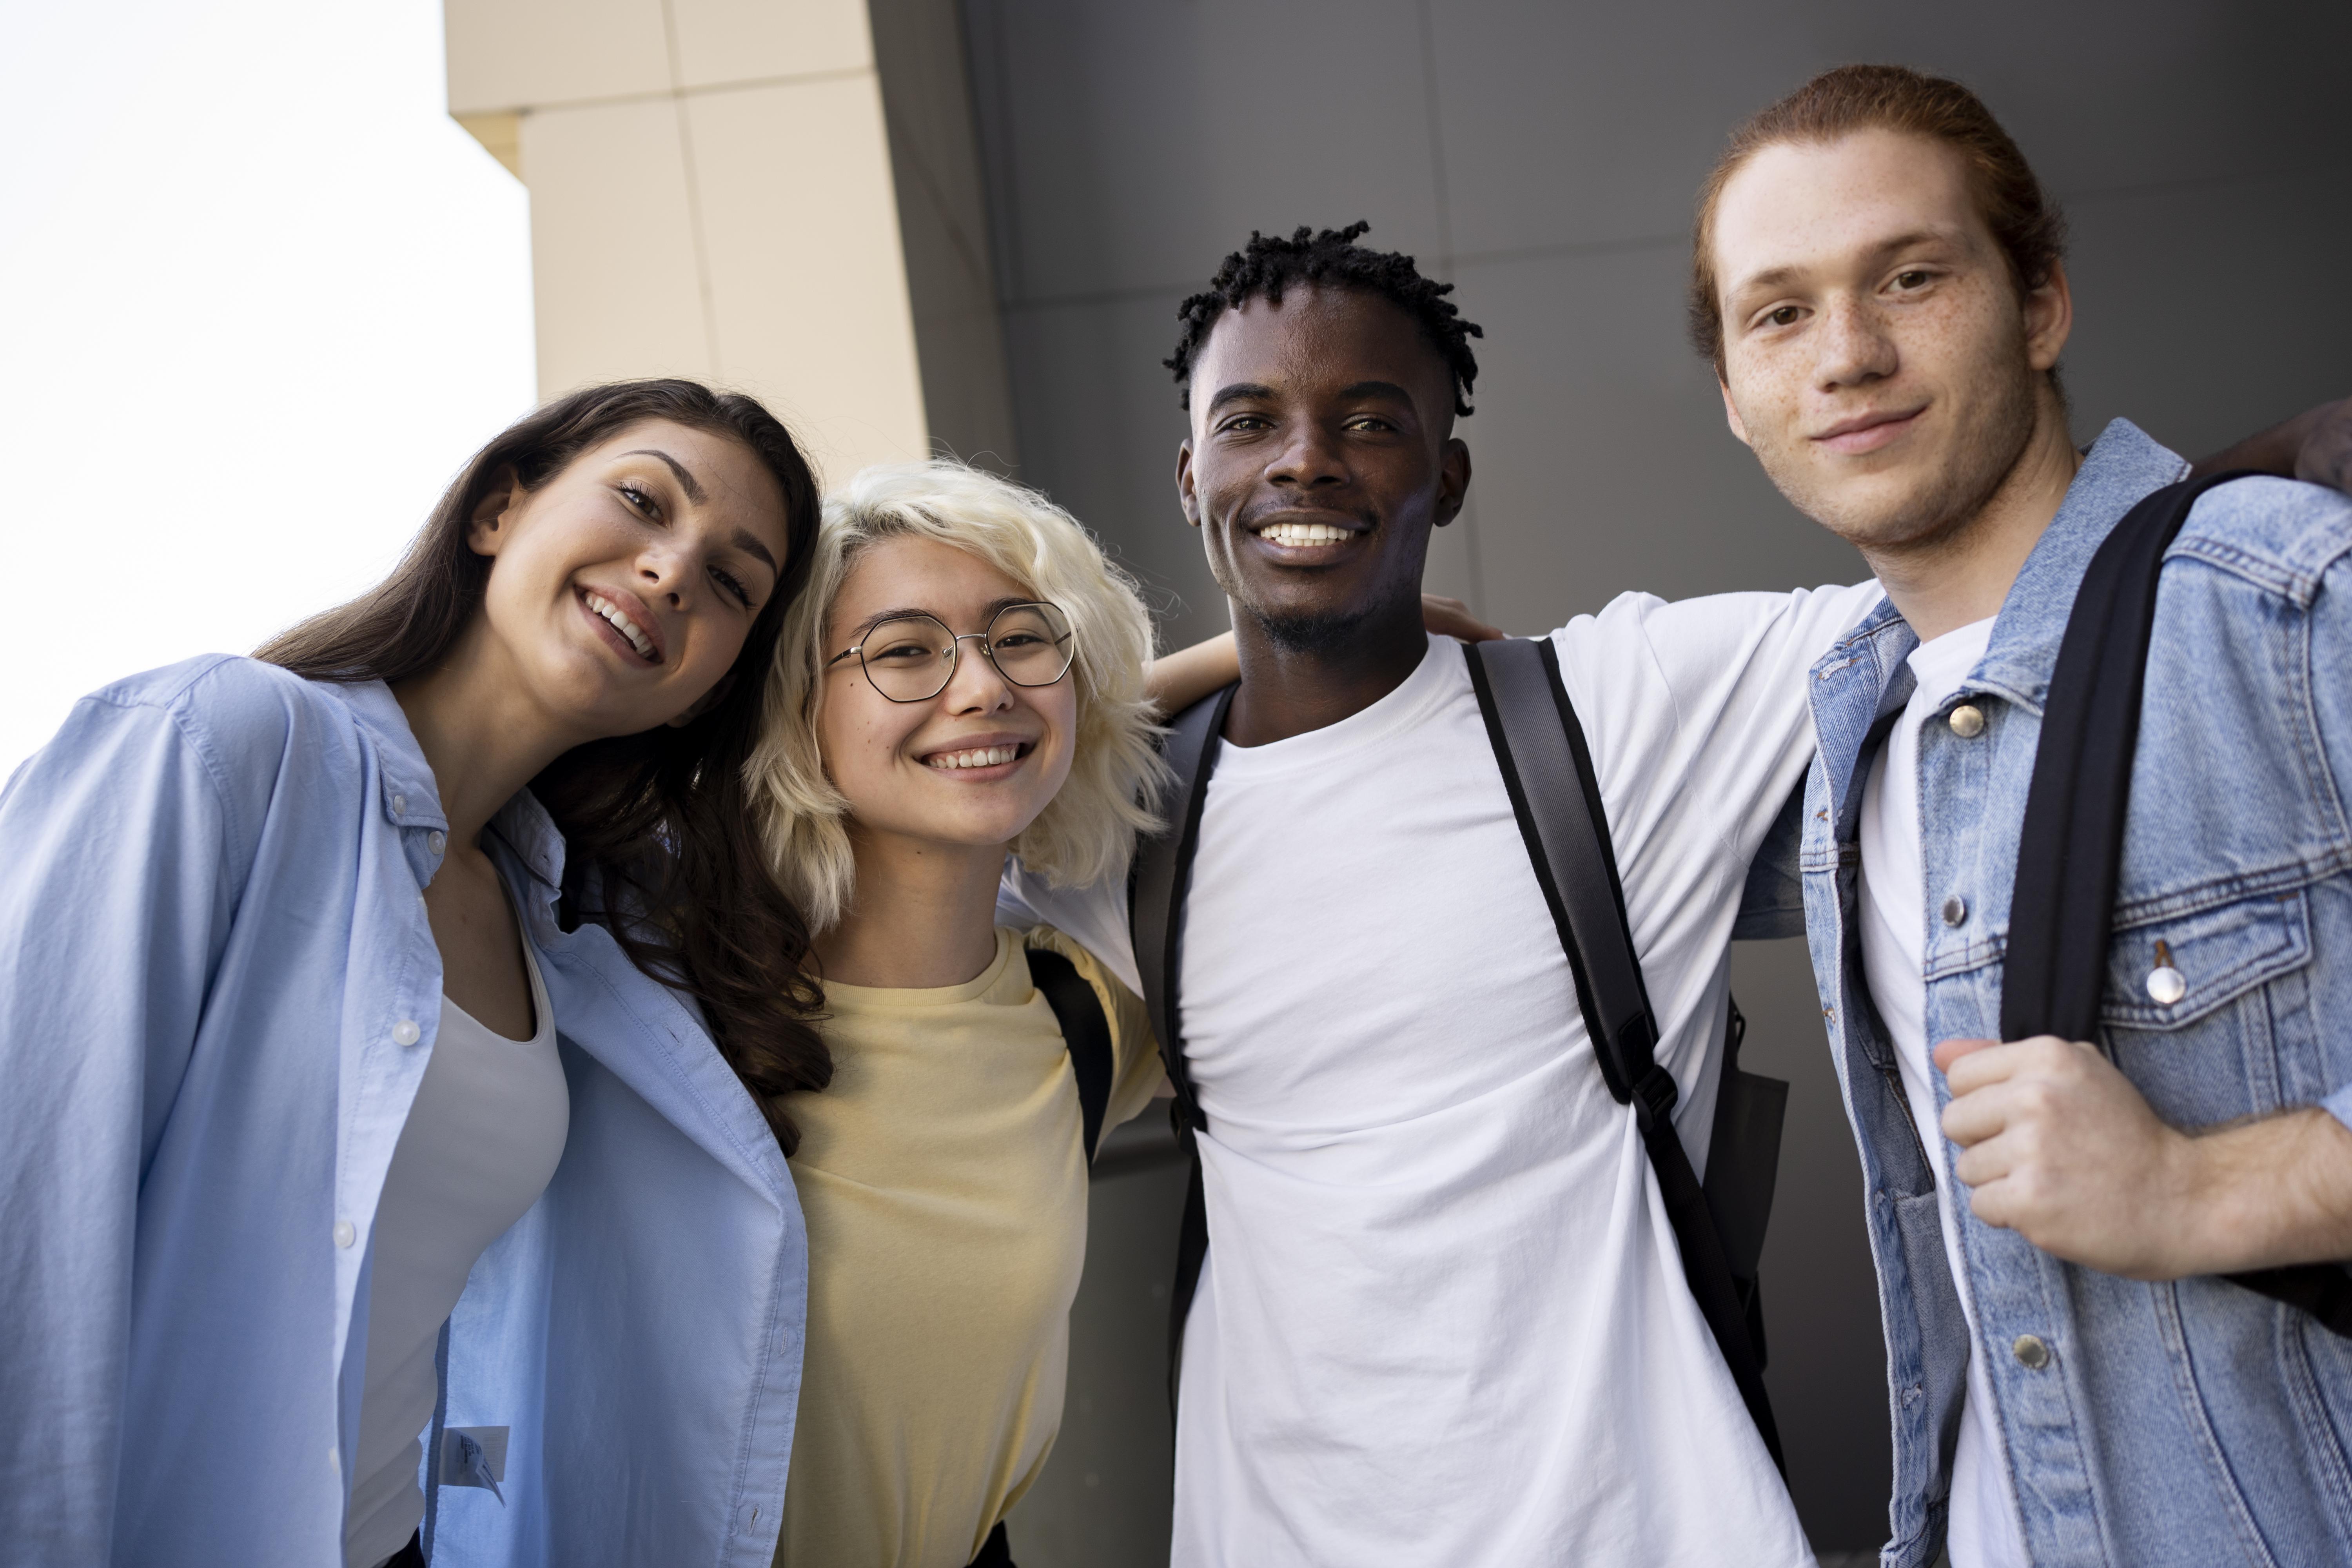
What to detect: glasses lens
<box><xmin>860</xmin><ymin>615</ymin><xmax>956</xmax><ymax>700</ymax></box>
<box><xmin>987</xmin><ymin>603</ymin><xmax>1074</xmax><ymax>688</ymax></box>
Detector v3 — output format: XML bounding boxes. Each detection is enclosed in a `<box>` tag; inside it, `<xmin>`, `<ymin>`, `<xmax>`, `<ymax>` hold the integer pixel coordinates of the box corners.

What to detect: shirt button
<box><xmin>427</xmin><ymin>831</ymin><xmax>447</xmax><ymax>856</ymax></box>
<box><xmin>334</xmin><ymin>1221</ymin><xmax>356</xmax><ymax>1249</ymax></box>
<box><xmin>2013</xmin><ymin>1334</ymin><xmax>2052</xmax><ymax>1370</ymax></box>
<box><xmin>391</xmin><ymin>793</ymin><xmax>408</xmax><ymax>815</ymax></box>
<box><xmin>1948</xmin><ymin>704</ymin><xmax>1986</xmax><ymax>739</ymax></box>
<box><xmin>1941</xmin><ymin>896</ymin><xmax>1968</xmax><ymax>927</ymax></box>
<box><xmin>392</xmin><ymin>1019</ymin><xmax>421</xmax><ymax>1046</ymax></box>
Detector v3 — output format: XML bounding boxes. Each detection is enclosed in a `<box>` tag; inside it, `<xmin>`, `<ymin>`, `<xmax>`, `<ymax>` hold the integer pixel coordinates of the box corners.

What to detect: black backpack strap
<box><xmin>1129</xmin><ymin>682</ymin><xmax>1236</xmax><ymax>1417</ymax></box>
<box><xmin>1466</xmin><ymin>636</ymin><xmax>1787</xmax><ymax>1471</ymax></box>
<box><xmin>1028</xmin><ymin>946</ymin><xmax>1114</xmax><ymax>1161</ymax></box>
<box><xmin>2004</xmin><ymin>470</ymin><xmax>2352</xmax><ymax>1336</ymax></box>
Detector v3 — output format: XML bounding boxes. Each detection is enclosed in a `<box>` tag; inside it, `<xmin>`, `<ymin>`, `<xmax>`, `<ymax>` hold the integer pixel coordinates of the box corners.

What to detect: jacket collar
<box><xmin>315</xmin><ymin>678</ymin><xmax>569</xmax><ymax>897</ymax></box>
<box><xmin>1969</xmin><ymin>418</ymin><xmax>2190</xmax><ymax>715</ymax></box>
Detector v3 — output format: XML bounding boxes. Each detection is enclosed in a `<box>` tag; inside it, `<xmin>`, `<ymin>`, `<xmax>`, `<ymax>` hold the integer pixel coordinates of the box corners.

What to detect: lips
<box><xmin>1811</xmin><ymin>406</ymin><xmax>1927</xmax><ymax>456</ymax></box>
<box><xmin>579</xmin><ymin>586</ymin><xmax>666</xmax><ymax>664</ymax></box>
<box><xmin>1244</xmin><ymin>509</ymin><xmax>1369</xmax><ymax>557</ymax></box>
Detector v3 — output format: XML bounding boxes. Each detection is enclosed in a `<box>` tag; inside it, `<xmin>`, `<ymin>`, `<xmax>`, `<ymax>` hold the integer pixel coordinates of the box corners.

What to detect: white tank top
<box><xmin>344</xmin><ymin>933</ymin><xmax>570</xmax><ymax>1568</ymax></box>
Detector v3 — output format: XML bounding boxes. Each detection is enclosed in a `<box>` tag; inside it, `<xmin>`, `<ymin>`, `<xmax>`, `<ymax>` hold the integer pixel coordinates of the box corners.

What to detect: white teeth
<box><xmin>927</xmin><ymin>745</ymin><xmax>1020</xmax><ymax>771</ymax></box>
<box><xmin>584</xmin><ymin>591</ymin><xmax>655</xmax><ymax>659</ymax></box>
<box><xmin>1257</xmin><ymin>521</ymin><xmax>1352</xmax><ymax>546</ymax></box>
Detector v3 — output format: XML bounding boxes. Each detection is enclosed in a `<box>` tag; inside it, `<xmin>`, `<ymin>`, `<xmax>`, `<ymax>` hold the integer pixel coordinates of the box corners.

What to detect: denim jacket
<box><xmin>1801</xmin><ymin>421</ymin><xmax>2352</xmax><ymax>1568</ymax></box>
<box><xmin>0</xmin><ymin>657</ymin><xmax>805</xmax><ymax>1567</ymax></box>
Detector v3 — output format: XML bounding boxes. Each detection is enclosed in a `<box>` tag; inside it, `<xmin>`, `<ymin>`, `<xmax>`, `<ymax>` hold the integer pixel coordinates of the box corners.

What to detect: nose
<box><xmin>1814</xmin><ymin>293</ymin><xmax>1899</xmax><ymax>391</ymax></box>
<box><xmin>635</xmin><ymin>537</ymin><xmax>693</xmax><ymax>609</ymax></box>
<box><xmin>1265</xmin><ymin>418</ymin><xmax>1347</xmax><ymax>492</ymax></box>
<box><xmin>940</xmin><ymin>633</ymin><xmax>1015</xmax><ymax>715</ymax></box>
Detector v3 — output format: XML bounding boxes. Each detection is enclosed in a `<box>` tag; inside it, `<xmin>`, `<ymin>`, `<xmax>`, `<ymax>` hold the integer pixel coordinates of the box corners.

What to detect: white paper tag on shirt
<box><xmin>439</xmin><ymin>1425</ymin><xmax>509</xmax><ymax>1502</ymax></box>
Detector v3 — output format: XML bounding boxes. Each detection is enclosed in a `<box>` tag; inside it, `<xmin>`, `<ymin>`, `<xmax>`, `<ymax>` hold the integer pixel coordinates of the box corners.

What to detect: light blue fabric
<box><xmin>0</xmin><ymin>656</ymin><xmax>805</xmax><ymax>1568</ymax></box>
<box><xmin>1801</xmin><ymin>420</ymin><xmax>2352</xmax><ymax>1567</ymax></box>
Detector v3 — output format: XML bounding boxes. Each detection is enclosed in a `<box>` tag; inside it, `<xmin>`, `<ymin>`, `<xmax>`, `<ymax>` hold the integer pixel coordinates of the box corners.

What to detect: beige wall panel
<box><xmin>445</xmin><ymin>0</ymin><xmax>670</xmax><ymax>113</ymax></box>
<box><xmin>686</xmin><ymin>76</ymin><xmax>927</xmax><ymax>483</ymax></box>
<box><xmin>520</xmin><ymin>98</ymin><xmax>714</xmax><ymax>393</ymax></box>
<box><xmin>668</xmin><ymin>0</ymin><xmax>873</xmax><ymax>90</ymax></box>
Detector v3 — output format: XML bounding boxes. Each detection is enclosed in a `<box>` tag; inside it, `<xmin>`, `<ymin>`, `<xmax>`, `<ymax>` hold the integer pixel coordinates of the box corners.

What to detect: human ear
<box><xmin>2024</xmin><ymin>259</ymin><xmax>2074</xmax><ymax>374</ymax></box>
<box><xmin>467</xmin><ymin>467</ymin><xmax>524</xmax><ymax>557</ymax></box>
<box><xmin>1175</xmin><ymin>439</ymin><xmax>1202</xmax><ymax>529</ymax></box>
<box><xmin>1434</xmin><ymin>437</ymin><xmax>1472</xmax><ymax>528</ymax></box>
<box><xmin>1718</xmin><ymin>376</ymin><xmax>1754</xmax><ymax>448</ymax></box>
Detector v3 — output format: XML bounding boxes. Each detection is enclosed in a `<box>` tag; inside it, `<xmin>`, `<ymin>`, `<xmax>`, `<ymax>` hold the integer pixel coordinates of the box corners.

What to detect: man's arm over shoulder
<box><xmin>999</xmin><ymin>857</ymin><xmax>1141</xmax><ymax>999</ymax></box>
<box><xmin>1548</xmin><ymin>581</ymin><xmax>1880</xmax><ymax>870</ymax></box>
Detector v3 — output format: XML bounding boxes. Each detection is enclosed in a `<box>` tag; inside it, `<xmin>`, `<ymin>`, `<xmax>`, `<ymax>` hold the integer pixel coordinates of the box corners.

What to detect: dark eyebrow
<box><xmin>622</xmin><ymin>449</ymin><xmax>706</xmax><ymax>505</ymax></box>
<box><xmin>1337</xmin><ymin>380</ymin><xmax>1414</xmax><ymax>404</ymax></box>
<box><xmin>729</xmin><ymin>527</ymin><xmax>779</xmax><ymax>576</ymax></box>
<box><xmin>1730</xmin><ymin>230</ymin><xmax>1963</xmax><ymax>301</ymax></box>
<box><xmin>850</xmin><ymin>597</ymin><xmax>1036</xmax><ymax>637</ymax></box>
<box><xmin>1205</xmin><ymin>381</ymin><xmax>1277</xmax><ymax>416</ymax></box>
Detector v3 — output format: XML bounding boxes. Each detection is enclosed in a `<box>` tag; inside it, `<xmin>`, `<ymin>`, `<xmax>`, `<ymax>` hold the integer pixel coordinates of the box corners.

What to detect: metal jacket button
<box><xmin>1941</xmin><ymin>896</ymin><xmax>1968</xmax><ymax>927</ymax></box>
<box><xmin>2147</xmin><ymin>938</ymin><xmax>2187</xmax><ymax>1005</ymax></box>
<box><xmin>2013</xmin><ymin>1334</ymin><xmax>2051</xmax><ymax>1369</ymax></box>
<box><xmin>1948</xmin><ymin>704</ymin><xmax>1986</xmax><ymax>739</ymax></box>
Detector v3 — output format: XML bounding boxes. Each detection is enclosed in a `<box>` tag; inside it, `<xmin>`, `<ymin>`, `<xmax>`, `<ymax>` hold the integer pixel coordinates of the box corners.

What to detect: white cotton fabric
<box><xmin>1856</xmin><ymin>616</ymin><xmax>2029</xmax><ymax>1568</ymax></box>
<box><xmin>1005</xmin><ymin>584</ymin><xmax>1879</xmax><ymax>1567</ymax></box>
<box><xmin>345</xmin><ymin>935</ymin><xmax>570</xmax><ymax>1568</ymax></box>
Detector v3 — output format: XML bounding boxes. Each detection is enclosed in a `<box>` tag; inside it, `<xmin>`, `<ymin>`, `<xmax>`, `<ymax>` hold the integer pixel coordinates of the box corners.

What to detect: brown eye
<box><xmin>1894</xmin><ymin>270</ymin><xmax>1930</xmax><ymax>290</ymax></box>
<box><xmin>1768</xmin><ymin>306</ymin><xmax>1802</xmax><ymax>327</ymax></box>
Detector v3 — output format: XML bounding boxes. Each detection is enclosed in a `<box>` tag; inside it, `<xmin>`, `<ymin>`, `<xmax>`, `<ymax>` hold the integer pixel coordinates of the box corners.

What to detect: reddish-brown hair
<box><xmin>1688</xmin><ymin>64</ymin><xmax>2068</xmax><ymax>372</ymax></box>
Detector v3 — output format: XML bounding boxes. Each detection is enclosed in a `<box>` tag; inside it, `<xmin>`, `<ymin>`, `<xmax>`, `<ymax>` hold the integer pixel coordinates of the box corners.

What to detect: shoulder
<box><xmin>1022</xmin><ymin>924</ymin><xmax>1147</xmax><ymax>1031</ymax></box>
<box><xmin>2176</xmin><ymin>476</ymin><xmax>2352</xmax><ymax>605</ymax></box>
<box><xmin>83</xmin><ymin>655</ymin><xmax>350</xmax><ymax>761</ymax></box>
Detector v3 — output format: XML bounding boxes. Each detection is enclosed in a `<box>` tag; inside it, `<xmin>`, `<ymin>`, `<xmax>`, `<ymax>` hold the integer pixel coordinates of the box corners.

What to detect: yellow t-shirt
<box><xmin>774</xmin><ymin>925</ymin><xmax>1162</xmax><ymax>1568</ymax></box>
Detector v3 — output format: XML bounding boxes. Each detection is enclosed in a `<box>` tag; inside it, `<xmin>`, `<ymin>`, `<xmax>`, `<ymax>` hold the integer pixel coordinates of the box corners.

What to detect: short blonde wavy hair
<box><xmin>748</xmin><ymin>459</ymin><xmax>1169</xmax><ymax>933</ymax></box>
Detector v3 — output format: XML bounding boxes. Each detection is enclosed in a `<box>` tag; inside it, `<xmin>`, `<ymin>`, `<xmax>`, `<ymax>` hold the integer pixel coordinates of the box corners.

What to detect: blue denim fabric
<box><xmin>1802</xmin><ymin>420</ymin><xmax>2352</xmax><ymax>1568</ymax></box>
<box><xmin>0</xmin><ymin>658</ymin><xmax>805</xmax><ymax>1568</ymax></box>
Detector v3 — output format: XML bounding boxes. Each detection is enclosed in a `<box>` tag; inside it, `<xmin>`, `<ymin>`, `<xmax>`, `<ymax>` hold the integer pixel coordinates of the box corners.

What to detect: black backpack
<box><xmin>1130</xmin><ymin>635</ymin><xmax>1790</xmax><ymax>1469</ymax></box>
<box><xmin>2004</xmin><ymin>470</ymin><xmax>2352</xmax><ymax>1335</ymax></box>
<box><xmin>1029</xmin><ymin>946</ymin><xmax>1115</xmax><ymax>1162</ymax></box>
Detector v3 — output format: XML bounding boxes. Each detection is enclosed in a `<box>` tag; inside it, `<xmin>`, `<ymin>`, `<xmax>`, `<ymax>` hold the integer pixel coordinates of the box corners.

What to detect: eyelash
<box><xmin>712</xmin><ymin>567</ymin><xmax>753</xmax><ymax>608</ymax></box>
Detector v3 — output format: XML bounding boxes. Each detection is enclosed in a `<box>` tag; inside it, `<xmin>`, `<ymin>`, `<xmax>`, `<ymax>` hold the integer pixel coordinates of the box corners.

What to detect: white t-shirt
<box><xmin>345</xmin><ymin>935</ymin><xmax>570</xmax><ymax>1568</ymax></box>
<box><xmin>1002</xmin><ymin>584</ymin><xmax>1879</xmax><ymax>1568</ymax></box>
<box><xmin>1855</xmin><ymin>617</ymin><xmax>2028</xmax><ymax>1568</ymax></box>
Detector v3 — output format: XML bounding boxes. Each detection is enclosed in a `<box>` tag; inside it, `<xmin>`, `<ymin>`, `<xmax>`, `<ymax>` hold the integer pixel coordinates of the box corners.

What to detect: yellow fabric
<box><xmin>774</xmin><ymin>925</ymin><xmax>1161</xmax><ymax>1568</ymax></box>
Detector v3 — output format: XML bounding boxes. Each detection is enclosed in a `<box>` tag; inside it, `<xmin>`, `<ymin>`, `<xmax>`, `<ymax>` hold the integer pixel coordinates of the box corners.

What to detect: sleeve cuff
<box><xmin>2321</xmin><ymin>1083</ymin><xmax>2352</xmax><ymax>1136</ymax></box>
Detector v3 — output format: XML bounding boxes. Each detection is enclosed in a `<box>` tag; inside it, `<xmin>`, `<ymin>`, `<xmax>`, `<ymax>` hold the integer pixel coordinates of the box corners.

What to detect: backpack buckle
<box><xmin>1631</xmin><ymin>1061</ymin><xmax>1679</xmax><ymax>1131</ymax></box>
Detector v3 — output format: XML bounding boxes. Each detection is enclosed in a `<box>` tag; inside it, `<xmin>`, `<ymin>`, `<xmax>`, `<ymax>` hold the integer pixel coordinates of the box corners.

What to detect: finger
<box><xmin>1939</xmin><ymin>1082</ymin><xmax>2014</xmax><ymax>1150</ymax></box>
<box><xmin>1948</xmin><ymin>1124</ymin><xmax>2018</xmax><ymax>1187</ymax></box>
<box><xmin>1931</xmin><ymin>1036</ymin><xmax>1998</xmax><ymax>1074</ymax></box>
<box><xmin>1420</xmin><ymin>593</ymin><xmax>1505</xmax><ymax>643</ymax></box>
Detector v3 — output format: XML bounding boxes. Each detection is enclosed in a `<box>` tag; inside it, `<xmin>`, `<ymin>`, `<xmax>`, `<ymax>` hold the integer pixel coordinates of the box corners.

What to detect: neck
<box><xmin>1225</xmin><ymin>592</ymin><xmax>1428</xmax><ymax>747</ymax></box>
<box><xmin>814</xmin><ymin>826</ymin><xmax>1007</xmax><ymax>989</ymax></box>
<box><xmin>391</xmin><ymin>627</ymin><xmax>583</xmax><ymax>849</ymax></box>
<box><xmin>1861</xmin><ymin>392</ymin><xmax>2082</xmax><ymax>642</ymax></box>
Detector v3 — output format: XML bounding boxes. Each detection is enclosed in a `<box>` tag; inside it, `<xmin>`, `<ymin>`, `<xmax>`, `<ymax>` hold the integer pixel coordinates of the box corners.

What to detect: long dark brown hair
<box><xmin>258</xmin><ymin>379</ymin><xmax>832</xmax><ymax>1150</ymax></box>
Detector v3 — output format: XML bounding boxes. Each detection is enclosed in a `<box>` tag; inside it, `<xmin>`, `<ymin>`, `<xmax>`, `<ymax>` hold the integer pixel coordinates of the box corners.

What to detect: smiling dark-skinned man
<box><xmin>1000</xmin><ymin>223</ymin><xmax>2351</xmax><ymax>1567</ymax></box>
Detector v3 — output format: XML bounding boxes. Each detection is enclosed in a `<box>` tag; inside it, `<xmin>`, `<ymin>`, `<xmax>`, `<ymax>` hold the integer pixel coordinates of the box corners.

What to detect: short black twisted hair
<box><xmin>1165</xmin><ymin>221</ymin><xmax>1483</xmax><ymax>417</ymax></box>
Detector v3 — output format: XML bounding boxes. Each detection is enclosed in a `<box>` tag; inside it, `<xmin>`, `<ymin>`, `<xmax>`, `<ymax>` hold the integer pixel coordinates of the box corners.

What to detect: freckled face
<box><xmin>471</xmin><ymin>418</ymin><xmax>791</xmax><ymax>742</ymax></box>
<box><xmin>815</xmin><ymin>535</ymin><xmax>1077</xmax><ymax>854</ymax></box>
<box><xmin>1711</xmin><ymin>130</ymin><xmax>2068</xmax><ymax>552</ymax></box>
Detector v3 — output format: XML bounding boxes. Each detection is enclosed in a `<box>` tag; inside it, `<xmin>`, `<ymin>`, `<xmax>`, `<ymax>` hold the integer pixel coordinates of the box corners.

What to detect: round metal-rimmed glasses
<box><xmin>825</xmin><ymin>601</ymin><xmax>1075</xmax><ymax>703</ymax></box>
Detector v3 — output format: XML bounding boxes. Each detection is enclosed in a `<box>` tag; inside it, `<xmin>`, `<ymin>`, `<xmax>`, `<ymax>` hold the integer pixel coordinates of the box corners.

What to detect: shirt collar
<box><xmin>313</xmin><ymin>677</ymin><xmax>569</xmax><ymax>892</ymax></box>
<box><xmin>1969</xmin><ymin>418</ymin><xmax>2190</xmax><ymax>713</ymax></box>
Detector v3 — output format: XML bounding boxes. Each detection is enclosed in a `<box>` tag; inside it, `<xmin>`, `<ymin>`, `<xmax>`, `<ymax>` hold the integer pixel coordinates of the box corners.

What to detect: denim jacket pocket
<box><xmin>2100</xmin><ymin>887</ymin><xmax>2311</xmax><ymax>1032</ymax></box>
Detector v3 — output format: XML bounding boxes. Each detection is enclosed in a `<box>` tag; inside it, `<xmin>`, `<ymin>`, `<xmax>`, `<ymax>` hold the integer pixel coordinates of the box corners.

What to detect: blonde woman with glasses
<box><xmin>744</xmin><ymin>460</ymin><xmax>1486</xmax><ymax>1567</ymax></box>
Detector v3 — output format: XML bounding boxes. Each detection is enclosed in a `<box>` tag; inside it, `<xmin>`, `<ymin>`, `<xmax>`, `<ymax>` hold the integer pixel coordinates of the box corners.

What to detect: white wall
<box><xmin>0</xmin><ymin>0</ymin><xmax>534</xmax><ymax>781</ymax></box>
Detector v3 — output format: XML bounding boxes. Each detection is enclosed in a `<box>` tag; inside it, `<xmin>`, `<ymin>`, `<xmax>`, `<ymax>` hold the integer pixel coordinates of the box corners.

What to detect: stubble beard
<box><xmin>1763</xmin><ymin>357</ymin><xmax>2045</xmax><ymax>568</ymax></box>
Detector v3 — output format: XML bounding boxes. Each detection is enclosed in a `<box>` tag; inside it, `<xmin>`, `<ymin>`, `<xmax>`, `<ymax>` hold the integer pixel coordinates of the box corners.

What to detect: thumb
<box><xmin>1932</xmin><ymin>1036</ymin><xmax>1999</xmax><ymax>1075</ymax></box>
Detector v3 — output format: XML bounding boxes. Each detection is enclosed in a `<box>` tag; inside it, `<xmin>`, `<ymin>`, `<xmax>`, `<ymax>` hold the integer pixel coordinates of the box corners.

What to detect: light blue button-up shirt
<box><xmin>0</xmin><ymin>655</ymin><xmax>806</xmax><ymax>1567</ymax></box>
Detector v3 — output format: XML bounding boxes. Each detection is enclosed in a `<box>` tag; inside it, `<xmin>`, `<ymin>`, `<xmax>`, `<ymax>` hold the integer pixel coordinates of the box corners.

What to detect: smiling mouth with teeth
<box><xmin>583</xmin><ymin>590</ymin><xmax>661</xmax><ymax>662</ymax></box>
<box><xmin>924</xmin><ymin>744</ymin><xmax>1027</xmax><ymax>771</ymax></box>
<box><xmin>1255</xmin><ymin>520</ymin><xmax>1358</xmax><ymax>547</ymax></box>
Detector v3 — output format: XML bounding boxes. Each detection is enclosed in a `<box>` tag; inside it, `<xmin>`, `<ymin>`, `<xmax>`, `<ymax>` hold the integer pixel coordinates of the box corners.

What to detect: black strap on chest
<box><xmin>1130</xmin><ymin>654</ymin><xmax>1787</xmax><ymax>1468</ymax></box>
<box><xmin>1466</xmin><ymin>635</ymin><xmax>1784</xmax><ymax>1470</ymax></box>
<box><xmin>1028</xmin><ymin>947</ymin><xmax>1113</xmax><ymax>1161</ymax></box>
<box><xmin>2004</xmin><ymin>469</ymin><xmax>2352</xmax><ymax>1337</ymax></box>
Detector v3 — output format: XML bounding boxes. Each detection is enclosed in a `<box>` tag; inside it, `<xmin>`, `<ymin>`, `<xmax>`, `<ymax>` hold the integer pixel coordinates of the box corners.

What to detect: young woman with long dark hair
<box><xmin>0</xmin><ymin>380</ymin><xmax>827</xmax><ymax>1568</ymax></box>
